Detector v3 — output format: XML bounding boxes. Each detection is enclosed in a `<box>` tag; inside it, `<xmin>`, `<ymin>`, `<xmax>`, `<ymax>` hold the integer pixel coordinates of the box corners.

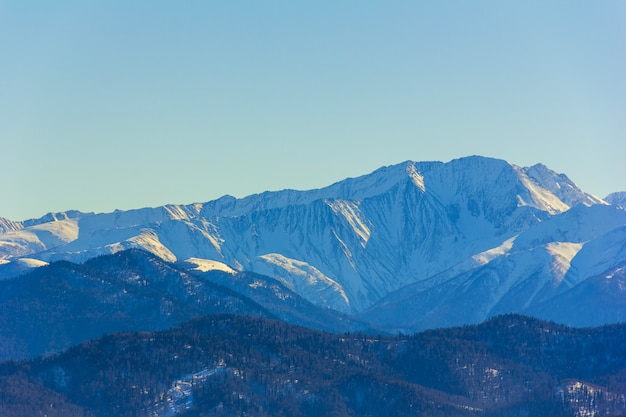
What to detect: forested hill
<box><xmin>1</xmin><ymin>314</ymin><xmax>626</xmax><ymax>417</ymax></box>
<box><xmin>0</xmin><ymin>249</ymin><xmax>368</xmax><ymax>362</ymax></box>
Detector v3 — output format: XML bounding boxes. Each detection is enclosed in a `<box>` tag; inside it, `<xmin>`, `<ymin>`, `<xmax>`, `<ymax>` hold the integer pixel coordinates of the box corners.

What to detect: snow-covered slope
<box><xmin>0</xmin><ymin>217</ymin><xmax>79</xmax><ymax>259</ymax></box>
<box><xmin>0</xmin><ymin>156</ymin><xmax>621</xmax><ymax>328</ymax></box>
<box><xmin>359</xmin><ymin>204</ymin><xmax>626</xmax><ymax>331</ymax></box>
<box><xmin>521</xmin><ymin>163</ymin><xmax>605</xmax><ymax>208</ymax></box>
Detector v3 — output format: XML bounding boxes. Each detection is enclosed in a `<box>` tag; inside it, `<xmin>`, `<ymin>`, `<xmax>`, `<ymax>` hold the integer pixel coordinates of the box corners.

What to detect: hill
<box><xmin>1</xmin><ymin>314</ymin><xmax>625</xmax><ymax>417</ymax></box>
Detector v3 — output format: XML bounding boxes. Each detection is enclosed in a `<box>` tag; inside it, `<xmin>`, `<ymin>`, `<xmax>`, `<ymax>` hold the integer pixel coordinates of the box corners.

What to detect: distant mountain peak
<box><xmin>605</xmin><ymin>191</ymin><xmax>626</xmax><ymax>208</ymax></box>
<box><xmin>521</xmin><ymin>163</ymin><xmax>605</xmax><ymax>208</ymax></box>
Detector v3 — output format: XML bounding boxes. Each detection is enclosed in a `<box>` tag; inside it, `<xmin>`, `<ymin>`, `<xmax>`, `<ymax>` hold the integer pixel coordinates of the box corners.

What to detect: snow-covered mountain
<box><xmin>359</xmin><ymin>203</ymin><xmax>626</xmax><ymax>330</ymax></box>
<box><xmin>1</xmin><ymin>156</ymin><xmax>622</xmax><ymax>329</ymax></box>
<box><xmin>605</xmin><ymin>191</ymin><xmax>626</xmax><ymax>208</ymax></box>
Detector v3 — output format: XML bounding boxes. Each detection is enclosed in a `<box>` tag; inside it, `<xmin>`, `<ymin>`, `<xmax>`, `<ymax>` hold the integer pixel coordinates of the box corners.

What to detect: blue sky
<box><xmin>1</xmin><ymin>1</ymin><xmax>625</xmax><ymax>221</ymax></box>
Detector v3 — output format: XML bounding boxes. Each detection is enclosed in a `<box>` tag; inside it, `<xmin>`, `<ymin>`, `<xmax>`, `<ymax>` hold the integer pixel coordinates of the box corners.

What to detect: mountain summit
<box><xmin>1</xmin><ymin>156</ymin><xmax>623</xmax><ymax>330</ymax></box>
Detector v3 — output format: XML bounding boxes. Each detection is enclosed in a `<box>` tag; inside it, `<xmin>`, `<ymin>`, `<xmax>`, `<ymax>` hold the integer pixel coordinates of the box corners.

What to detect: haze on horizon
<box><xmin>1</xmin><ymin>1</ymin><xmax>625</xmax><ymax>221</ymax></box>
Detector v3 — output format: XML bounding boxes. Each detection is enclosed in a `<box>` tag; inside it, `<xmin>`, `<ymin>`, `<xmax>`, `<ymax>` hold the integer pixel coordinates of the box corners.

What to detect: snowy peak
<box><xmin>521</xmin><ymin>163</ymin><xmax>605</xmax><ymax>208</ymax></box>
<box><xmin>605</xmin><ymin>191</ymin><xmax>626</xmax><ymax>208</ymax></box>
<box><xmin>21</xmin><ymin>210</ymin><xmax>88</xmax><ymax>227</ymax></box>
<box><xmin>0</xmin><ymin>217</ymin><xmax>23</xmax><ymax>233</ymax></box>
<box><xmin>322</xmin><ymin>161</ymin><xmax>423</xmax><ymax>199</ymax></box>
<box><xmin>396</xmin><ymin>156</ymin><xmax>595</xmax><ymax>216</ymax></box>
<box><xmin>197</xmin><ymin>161</ymin><xmax>420</xmax><ymax>218</ymax></box>
<box><xmin>194</xmin><ymin>156</ymin><xmax>597</xmax><ymax>221</ymax></box>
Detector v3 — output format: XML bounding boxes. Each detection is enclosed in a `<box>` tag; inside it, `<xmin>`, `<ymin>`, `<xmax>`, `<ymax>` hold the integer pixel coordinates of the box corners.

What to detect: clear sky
<box><xmin>1</xmin><ymin>1</ymin><xmax>625</xmax><ymax>221</ymax></box>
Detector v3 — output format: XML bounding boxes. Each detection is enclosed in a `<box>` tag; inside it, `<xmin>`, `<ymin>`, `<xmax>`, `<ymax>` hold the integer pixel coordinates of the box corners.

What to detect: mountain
<box><xmin>0</xmin><ymin>249</ymin><xmax>369</xmax><ymax>362</ymax></box>
<box><xmin>0</xmin><ymin>249</ymin><xmax>267</xmax><ymax>361</ymax></box>
<box><xmin>179</xmin><ymin>265</ymin><xmax>369</xmax><ymax>334</ymax></box>
<box><xmin>359</xmin><ymin>203</ymin><xmax>626</xmax><ymax>331</ymax></box>
<box><xmin>0</xmin><ymin>156</ymin><xmax>623</xmax><ymax>331</ymax></box>
<box><xmin>1</xmin><ymin>314</ymin><xmax>625</xmax><ymax>417</ymax></box>
<box><xmin>606</xmin><ymin>191</ymin><xmax>626</xmax><ymax>207</ymax></box>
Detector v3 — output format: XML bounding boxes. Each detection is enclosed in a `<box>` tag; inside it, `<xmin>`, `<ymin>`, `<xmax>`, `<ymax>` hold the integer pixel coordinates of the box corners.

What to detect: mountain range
<box><xmin>2</xmin><ymin>155</ymin><xmax>626</xmax><ymax>416</ymax></box>
<box><xmin>1</xmin><ymin>155</ymin><xmax>625</xmax><ymax>333</ymax></box>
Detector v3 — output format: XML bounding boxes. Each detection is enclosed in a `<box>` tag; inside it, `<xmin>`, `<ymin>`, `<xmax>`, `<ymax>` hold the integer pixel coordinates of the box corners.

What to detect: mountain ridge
<box><xmin>0</xmin><ymin>249</ymin><xmax>371</xmax><ymax>362</ymax></box>
<box><xmin>1</xmin><ymin>156</ymin><xmax>623</xmax><ymax>330</ymax></box>
<box><xmin>2</xmin><ymin>156</ymin><xmax>606</xmax><ymax>225</ymax></box>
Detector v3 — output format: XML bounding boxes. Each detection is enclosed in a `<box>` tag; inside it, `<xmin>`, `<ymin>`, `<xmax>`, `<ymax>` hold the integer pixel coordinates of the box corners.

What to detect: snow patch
<box><xmin>195</xmin><ymin>221</ymin><xmax>224</xmax><ymax>256</ymax></box>
<box><xmin>472</xmin><ymin>236</ymin><xmax>517</xmax><ymax>266</ymax></box>
<box><xmin>128</xmin><ymin>229</ymin><xmax>177</xmax><ymax>262</ymax></box>
<box><xmin>151</xmin><ymin>367</ymin><xmax>226</xmax><ymax>417</ymax></box>
<box><xmin>545</xmin><ymin>242</ymin><xmax>584</xmax><ymax>286</ymax></box>
<box><xmin>331</xmin><ymin>229</ymin><xmax>357</xmax><ymax>269</ymax></box>
<box><xmin>164</xmin><ymin>205</ymin><xmax>192</xmax><ymax>221</ymax></box>
<box><xmin>606</xmin><ymin>266</ymin><xmax>624</xmax><ymax>280</ymax></box>
<box><xmin>17</xmin><ymin>258</ymin><xmax>49</xmax><ymax>268</ymax></box>
<box><xmin>258</xmin><ymin>253</ymin><xmax>350</xmax><ymax>306</ymax></box>
<box><xmin>325</xmin><ymin>200</ymin><xmax>370</xmax><ymax>246</ymax></box>
<box><xmin>185</xmin><ymin>257</ymin><xmax>235</xmax><ymax>274</ymax></box>
<box><xmin>406</xmin><ymin>163</ymin><xmax>426</xmax><ymax>192</ymax></box>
